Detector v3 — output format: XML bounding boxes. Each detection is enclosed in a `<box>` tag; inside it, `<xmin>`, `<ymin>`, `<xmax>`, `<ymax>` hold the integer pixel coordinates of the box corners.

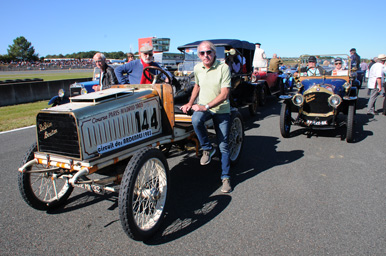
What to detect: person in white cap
<box><xmin>115</xmin><ymin>45</ymin><xmax>170</xmax><ymax>84</ymax></box>
<box><xmin>252</xmin><ymin>43</ymin><xmax>267</xmax><ymax>71</ymax></box>
<box><xmin>366</xmin><ymin>54</ymin><xmax>386</xmax><ymax>115</ymax></box>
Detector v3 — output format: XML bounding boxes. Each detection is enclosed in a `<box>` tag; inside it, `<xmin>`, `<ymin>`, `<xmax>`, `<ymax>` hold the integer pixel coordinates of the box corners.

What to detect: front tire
<box><xmin>229</xmin><ymin>111</ymin><xmax>244</xmax><ymax>165</ymax></box>
<box><xmin>280</xmin><ymin>102</ymin><xmax>292</xmax><ymax>138</ymax></box>
<box><xmin>346</xmin><ymin>104</ymin><xmax>355</xmax><ymax>143</ymax></box>
<box><xmin>18</xmin><ymin>143</ymin><xmax>73</xmax><ymax>210</ymax></box>
<box><xmin>119</xmin><ymin>148</ymin><xmax>169</xmax><ymax>241</ymax></box>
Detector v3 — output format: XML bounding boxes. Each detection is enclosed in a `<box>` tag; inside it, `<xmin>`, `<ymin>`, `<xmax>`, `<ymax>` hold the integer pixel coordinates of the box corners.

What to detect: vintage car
<box><xmin>174</xmin><ymin>39</ymin><xmax>283</xmax><ymax>116</ymax></box>
<box><xmin>279</xmin><ymin>55</ymin><xmax>358</xmax><ymax>143</ymax></box>
<box><xmin>48</xmin><ymin>67</ymin><xmax>100</xmax><ymax>106</ymax></box>
<box><xmin>18</xmin><ymin>67</ymin><xmax>245</xmax><ymax>241</ymax></box>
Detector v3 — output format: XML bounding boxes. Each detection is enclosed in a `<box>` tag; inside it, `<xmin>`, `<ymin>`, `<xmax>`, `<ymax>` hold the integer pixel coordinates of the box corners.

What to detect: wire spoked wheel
<box><xmin>119</xmin><ymin>148</ymin><xmax>169</xmax><ymax>241</ymax></box>
<box><xmin>18</xmin><ymin>143</ymin><xmax>73</xmax><ymax>210</ymax></box>
<box><xmin>229</xmin><ymin>111</ymin><xmax>244</xmax><ymax>165</ymax></box>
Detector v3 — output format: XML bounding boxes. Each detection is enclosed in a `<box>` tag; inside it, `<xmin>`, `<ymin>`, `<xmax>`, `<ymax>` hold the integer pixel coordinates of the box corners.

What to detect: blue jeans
<box><xmin>192</xmin><ymin>111</ymin><xmax>230</xmax><ymax>179</ymax></box>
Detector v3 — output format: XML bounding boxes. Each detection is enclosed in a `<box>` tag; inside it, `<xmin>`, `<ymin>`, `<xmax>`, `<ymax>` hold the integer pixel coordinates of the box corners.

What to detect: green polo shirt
<box><xmin>194</xmin><ymin>60</ymin><xmax>231</xmax><ymax>114</ymax></box>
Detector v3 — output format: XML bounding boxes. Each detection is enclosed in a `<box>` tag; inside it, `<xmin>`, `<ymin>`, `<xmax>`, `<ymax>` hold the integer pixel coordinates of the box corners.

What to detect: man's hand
<box><xmin>191</xmin><ymin>104</ymin><xmax>206</xmax><ymax>112</ymax></box>
<box><xmin>92</xmin><ymin>85</ymin><xmax>101</xmax><ymax>92</ymax></box>
<box><xmin>180</xmin><ymin>103</ymin><xmax>193</xmax><ymax>114</ymax></box>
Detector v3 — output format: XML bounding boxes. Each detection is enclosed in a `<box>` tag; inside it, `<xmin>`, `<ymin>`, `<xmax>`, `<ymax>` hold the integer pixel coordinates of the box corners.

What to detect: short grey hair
<box><xmin>94</xmin><ymin>52</ymin><xmax>106</xmax><ymax>60</ymax></box>
<box><xmin>198</xmin><ymin>41</ymin><xmax>216</xmax><ymax>55</ymax></box>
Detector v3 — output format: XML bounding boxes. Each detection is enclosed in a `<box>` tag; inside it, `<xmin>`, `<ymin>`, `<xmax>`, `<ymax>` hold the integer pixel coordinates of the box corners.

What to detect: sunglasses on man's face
<box><xmin>143</xmin><ymin>53</ymin><xmax>153</xmax><ymax>56</ymax></box>
<box><xmin>199</xmin><ymin>50</ymin><xmax>212</xmax><ymax>56</ymax></box>
<box><xmin>335</xmin><ymin>62</ymin><xmax>342</xmax><ymax>65</ymax></box>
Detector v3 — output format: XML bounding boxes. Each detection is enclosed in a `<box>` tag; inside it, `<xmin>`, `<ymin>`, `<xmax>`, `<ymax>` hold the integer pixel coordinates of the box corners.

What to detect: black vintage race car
<box><xmin>175</xmin><ymin>39</ymin><xmax>279</xmax><ymax>116</ymax></box>
<box><xmin>279</xmin><ymin>54</ymin><xmax>359</xmax><ymax>143</ymax></box>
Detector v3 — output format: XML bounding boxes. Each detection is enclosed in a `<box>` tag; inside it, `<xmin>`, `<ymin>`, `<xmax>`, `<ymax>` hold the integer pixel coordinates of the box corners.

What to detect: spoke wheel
<box><xmin>248</xmin><ymin>88</ymin><xmax>259</xmax><ymax>116</ymax></box>
<box><xmin>119</xmin><ymin>148</ymin><xmax>169</xmax><ymax>241</ymax></box>
<box><xmin>259</xmin><ymin>85</ymin><xmax>267</xmax><ymax>106</ymax></box>
<box><xmin>280</xmin><ymin>102</ymin><xmax>292</xmax><ymax>138</ymax></box>
<box><xmin>229</xmin><ymin>111</ymin><xmax>244</xmax><ymax>165</ymax></box>
<box><xmin>18</xmin><ymin>143</ymin><xmax>73</xmax><ymax>210</ymax></box>
<box><xmin>346</xmin><ymin>104</ymin><xmax>355</xmax><ymax>143</ymax></box>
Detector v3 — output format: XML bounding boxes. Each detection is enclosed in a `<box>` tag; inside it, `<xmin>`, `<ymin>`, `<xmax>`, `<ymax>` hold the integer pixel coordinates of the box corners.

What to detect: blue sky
<box><xmin>1</xmin><ymin>0</ymin><xmax>385</xmax><ymax>59</ymax></box>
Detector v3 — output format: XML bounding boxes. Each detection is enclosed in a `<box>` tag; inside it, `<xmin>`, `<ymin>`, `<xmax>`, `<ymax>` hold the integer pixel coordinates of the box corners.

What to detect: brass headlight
<box><xmin>81</xmin><ymin>88</ymin><xmax>88</xmax><ymax>95</ymax></box>
<box><xmin>328</xmin><ymin>95</ymin><xmax>342</xmax><ymax>108</ymax></box>
<box><xmin>292</xmin><ymin>94</ymin><xmax>304</xmax><ymax>106</ymax></box>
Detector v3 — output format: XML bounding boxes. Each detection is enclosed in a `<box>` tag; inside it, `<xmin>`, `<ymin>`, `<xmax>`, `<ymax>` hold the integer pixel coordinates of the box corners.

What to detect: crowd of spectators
<box><xmin>0</xmin><ymin>58</ymin><xmax>96</xmax><ymax>71</ymax></box>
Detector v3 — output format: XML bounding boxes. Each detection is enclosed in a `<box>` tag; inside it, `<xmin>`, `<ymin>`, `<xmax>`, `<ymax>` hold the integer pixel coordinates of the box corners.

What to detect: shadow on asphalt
<box><xmin>147</xmin><ymin>139</ymin><xmax>303</xmax><ymax>244</ymax></box>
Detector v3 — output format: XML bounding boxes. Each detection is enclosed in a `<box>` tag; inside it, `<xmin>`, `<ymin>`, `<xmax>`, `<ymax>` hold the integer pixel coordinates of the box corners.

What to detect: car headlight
<box><xmin>251</xmin><ymin>75</ymin><xmax>257</xmax><ymax>83</ymax></box>
<box><xmin>328</xmin><ymin>95</ymin><xmax>342</xmax><ymax>108</ymax></box>
<box><xmin>343</xmin><ymin>82</ymin><xmax>350</xmax><ymax>89</ymax></box>
<box><xmin>295</xmin><ymin>82</ymin><xmax>302</xmax><ymax>89</ymax></box>
<box><xmin>58</xmin><ymin>89</ymin><xmax>65</xmax><ymax>98</ymax></box>
<box><xmin>292</xmin><ymin>94</ymin><xmax>304</xmax><ymax>106</ymax></box>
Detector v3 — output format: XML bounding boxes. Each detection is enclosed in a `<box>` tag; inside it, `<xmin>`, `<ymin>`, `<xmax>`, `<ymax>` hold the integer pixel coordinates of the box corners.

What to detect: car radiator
<box><xmin>37</xmin><ymin>112</ymin><xmax>80</xmax><ymax>158</ymax></box>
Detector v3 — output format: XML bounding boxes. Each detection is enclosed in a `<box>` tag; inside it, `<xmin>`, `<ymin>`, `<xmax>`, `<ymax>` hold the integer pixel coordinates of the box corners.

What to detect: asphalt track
<box><xmin>0</xmin><ymin>86</ymin><xmax>385</xmax><ymax>255</ymax></box>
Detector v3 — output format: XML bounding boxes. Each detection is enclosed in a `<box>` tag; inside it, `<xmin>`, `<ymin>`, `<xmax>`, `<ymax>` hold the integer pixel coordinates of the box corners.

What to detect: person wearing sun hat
<box><xmin>366</xmin><ymin>54</ymin><xmax>386</xmax><ymax>115</ymax></box>
<box><xmin>252</xmin><ymin>42</ymin><xmax>267</xmax><ymax>71</ymax></box>
<box><xmin>115</xmin><ymin>45</ymin><xmax>171</xmax><ymax>84</ymax></box>
<box><xmin>349</xmin><ymin>48</ymin><xmax>361</xmax><ymax>70</ymax></box>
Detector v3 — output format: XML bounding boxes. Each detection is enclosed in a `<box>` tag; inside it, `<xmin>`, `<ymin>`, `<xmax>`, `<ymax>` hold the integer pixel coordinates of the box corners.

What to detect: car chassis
<box><xmin>18</xmin><ymin>67</ymin><xmax>245</xmax><ymax>241</ymax></box>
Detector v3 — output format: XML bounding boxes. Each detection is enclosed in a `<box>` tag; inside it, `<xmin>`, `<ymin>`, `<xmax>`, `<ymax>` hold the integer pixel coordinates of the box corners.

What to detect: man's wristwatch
<box><xmin>205</xmin><ymin>104</ymin><xmax>210</xmax><ymax>110</ymax></box>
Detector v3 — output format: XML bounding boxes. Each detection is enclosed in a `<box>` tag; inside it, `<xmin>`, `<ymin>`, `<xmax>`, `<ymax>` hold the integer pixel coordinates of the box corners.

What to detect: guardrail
<box><xmin>0</xmin><ymin>78</ymin><xmax>92</xmax><ymax>107</ymax></box>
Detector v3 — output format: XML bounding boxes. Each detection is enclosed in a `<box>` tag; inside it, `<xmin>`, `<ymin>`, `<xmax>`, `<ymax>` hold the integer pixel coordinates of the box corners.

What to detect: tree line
<box><xmin>1</xmin><ymin>36</ymin><xmax>132</xmax><ymax>63</ymax></box>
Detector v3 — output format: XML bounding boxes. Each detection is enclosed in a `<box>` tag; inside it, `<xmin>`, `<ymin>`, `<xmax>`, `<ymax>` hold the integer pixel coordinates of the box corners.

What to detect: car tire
<box><xmin>18</xmin><ymin>143</ymin><xmax>73</xmax><ymax>210</ymax></box>
<box><xmin>259</xmin><ymin>85</ymin><xmax>267</xmax><ymax>106</ymax></box>
<box><xmin>119</xmin><ymin>148</ymin><xmax>169</xmax><ymax>241</ymax></box>
<box><xmin>346</xmin><ymin>103</ymin><xmax>355</xmax><ymax>143</ymax></box>
<box><xmin>248</xmin><ymin>87</ymin><xmax>259</xmax><ymax>116</ymax></box>
<box><xmin>280</xmin><ymin>102</ymin><xmax>292</xmax><ymax>138</ymax></box>
<box><xmin>229</xmin><ymin>111</ymin><xmax>244</xmax><ymax>166</ymax></box>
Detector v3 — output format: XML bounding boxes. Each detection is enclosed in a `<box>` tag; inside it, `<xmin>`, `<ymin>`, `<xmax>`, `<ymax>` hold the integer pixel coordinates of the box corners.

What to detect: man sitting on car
<box><xmin>115</xmin><ymin>45</ymin><xmax>170</xmax><ymax>84</ymax></box>
<box><xmin>298</xmin><ymin>56</ymin><xmax>325</xmax><ymax>76</ymax></box>
<box><xmin>92</xmin><ymin>52</ymin><xmax>119</xmax><ymax>91</ymax></box>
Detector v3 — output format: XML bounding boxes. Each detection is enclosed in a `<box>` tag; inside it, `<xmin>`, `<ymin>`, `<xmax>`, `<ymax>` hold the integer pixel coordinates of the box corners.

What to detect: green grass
<box><xmin>0</xmin><ymin>71</ymin><xmax>93</xmax><ymax>81</ymax></box>
<box><xmin>0</xmin><ymin>101</ymin><xmax>49</xmax><ymax>132</ymax></box>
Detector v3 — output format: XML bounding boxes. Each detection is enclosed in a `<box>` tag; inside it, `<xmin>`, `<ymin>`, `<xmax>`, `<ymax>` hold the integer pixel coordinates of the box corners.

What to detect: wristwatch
<box><xmin>205</xmin><ymin>104</ymin><xmax>210</xmax><ymax>110</ymax></box>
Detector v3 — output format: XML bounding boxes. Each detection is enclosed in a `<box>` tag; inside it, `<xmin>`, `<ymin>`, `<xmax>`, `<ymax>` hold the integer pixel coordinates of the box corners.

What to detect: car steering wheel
<box><xmin>143</xmin><ymin>66</ymin><xmax>171</xmax><ymax>84</ymax></box>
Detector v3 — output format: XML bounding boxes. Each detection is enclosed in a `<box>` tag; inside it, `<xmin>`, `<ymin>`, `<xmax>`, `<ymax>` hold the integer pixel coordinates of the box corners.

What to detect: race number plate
<box><xmin>80</xmin><ymin>97</ymin><xmax>162</xmax><ymax>157</ymax></box>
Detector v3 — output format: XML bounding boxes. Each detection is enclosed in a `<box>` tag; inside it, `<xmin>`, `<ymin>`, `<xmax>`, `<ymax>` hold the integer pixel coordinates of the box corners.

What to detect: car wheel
<box><xmin>119</xmin><ymin>148</ymin><xmax>169</xmax><ymax>241</ymax></box>
<box><xmin>18</xmin><ymin>143</ymin><xmax>73</xmax><ymax>210</ymax></box>
<box><xmin>346</xmin><ymin>103</ymin><xmax>355</xmax><ymax>143</ymax></box>
<box><xmin>280</xmin><ymin>102</ymin><xmax>292</xmax><ymax>138</ymax></box>
<box><xmin>259</xmin><ymin>85</ymin><xmax>267</xmax><ymax>106</ymax></box>
<box><xmin>248</xmin><ymin>88</ymin><xmax>259</xmax><ymax>116</ymax></box>
<box><xmin>229</xmin><ymin>111</ymin><xmax>244</xmax><ymax>166</ymax></box>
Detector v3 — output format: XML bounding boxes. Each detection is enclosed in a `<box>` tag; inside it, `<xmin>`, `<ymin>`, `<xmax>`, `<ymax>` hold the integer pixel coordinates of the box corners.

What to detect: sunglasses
<box><xmin>143</xmin><ymin>53</ymin><xmax>153</xmax><ymax>56</ymax></box>
<box><xmin>335</xmin><ymin>62</ymin><xmax>342</xmax><ymax>65</ymax></box>
<box><xmin>199</xmin><ymin>50</ymin><xmax>212</xmax><ymax>56</ymax></box>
